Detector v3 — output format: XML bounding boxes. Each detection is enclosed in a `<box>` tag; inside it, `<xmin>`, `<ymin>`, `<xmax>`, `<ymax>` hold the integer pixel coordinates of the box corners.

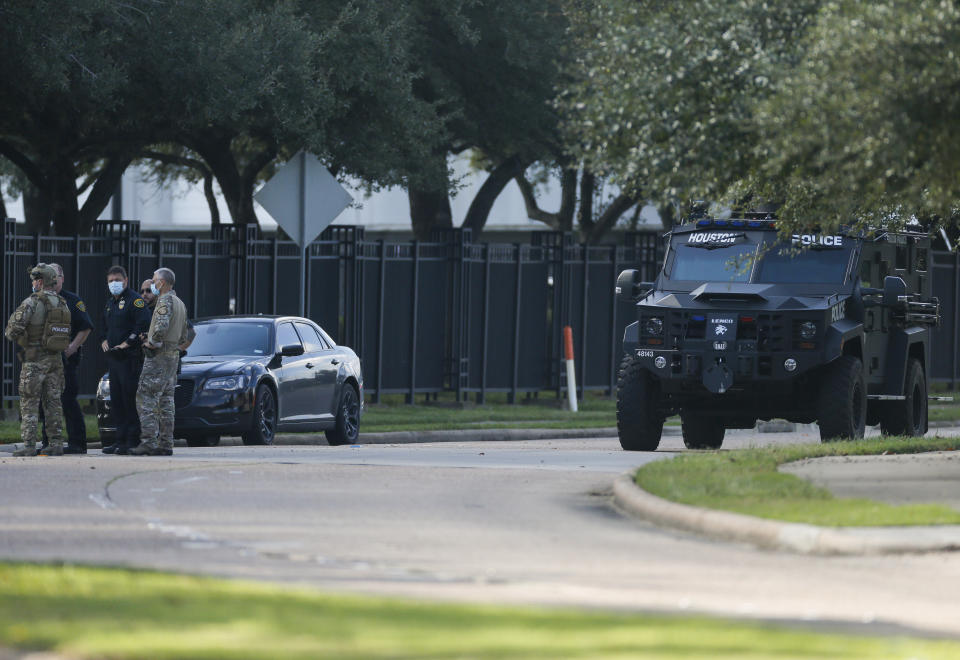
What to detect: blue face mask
<box><xmin>150</xmin><ymin>282</ymin><xmax>160</xmax><ymax>296</ymax></box>
<box><xmin>108</xmin><ymin>281</ymin><xmax>124</xmax><ymax>296</ymax></box>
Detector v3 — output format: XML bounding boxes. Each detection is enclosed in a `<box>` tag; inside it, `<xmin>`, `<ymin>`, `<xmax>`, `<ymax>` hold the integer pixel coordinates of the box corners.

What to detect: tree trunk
<box><xmin>76</xmin><ymin>157</ymin><xmax>131</xmax><ymax>234</ymax></box>
<box><xmin>408</xmin><ymin>187</ymin><xmax>452</xmax><ymax>240</ymax></box>
<box><xmin>188</xmin><ymin>135</ymin><xmax>264</xmax><ymax>226</ymax></box>
<box><xmin>48</xmin><ymin>161</ymin><xmax>81</xmax><ymax>235</ymax></box>
<box><xmin>582</xmin><ymin>194</ymin><xmax>638</xmax><ymax>244</ymax></box>
<box><xmin>462</xmin><ymin>154</ymin><xmax>529</xmax><ymax>236</ymax></box>
<box><xmin>577</xmin><ymin>170</ymin><xmax>595</xmax><ymax>231</ymax></box>
<box><xmin>23</xmin><ymin>181</ymin><xmax>52</xmax><ymax>234</ymax></box>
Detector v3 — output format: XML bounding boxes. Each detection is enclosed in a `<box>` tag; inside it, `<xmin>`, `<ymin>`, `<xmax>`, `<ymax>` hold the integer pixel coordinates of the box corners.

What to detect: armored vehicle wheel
<box><xmin>680</xmin><ymin>412</ymin><xmax>725</xmax><ymax>449</ymax></box>
<box><xmin>616</xmin><ymin>355</ymin><xmax>663</xmax><ymax>451</ymax></box>
<box><xmin>880</xmin><ymin>358</ymin><xmax>927</xmax><ymax>437</ymax></box>
<box><xmin>817</xmin><ymin>355</ymin><xmax>866</xmax><ymax>442</ymax></box>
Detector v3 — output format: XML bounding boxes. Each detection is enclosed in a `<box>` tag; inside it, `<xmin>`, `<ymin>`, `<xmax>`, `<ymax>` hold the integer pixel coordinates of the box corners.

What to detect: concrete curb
<box><xmin>1</xmin><ymin>425</ymin><xmax>682</xmax><ymax>452</ymax></box>
<box><xmin>613</xmin><ymin>473</ymin><xmax>960</xmax><ymax>556</ymax></box>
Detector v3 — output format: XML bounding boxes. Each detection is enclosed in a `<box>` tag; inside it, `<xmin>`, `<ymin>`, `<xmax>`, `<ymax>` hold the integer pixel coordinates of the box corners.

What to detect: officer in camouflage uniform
<box><xmin>132</xmin><ymin>267</ymin><xmax>188</xmax><ymax>456</ymax></box>
<box><xmin>3</xmin><ymin>264</ymin><xmax>68</xmax><ymax>457</ymax></box>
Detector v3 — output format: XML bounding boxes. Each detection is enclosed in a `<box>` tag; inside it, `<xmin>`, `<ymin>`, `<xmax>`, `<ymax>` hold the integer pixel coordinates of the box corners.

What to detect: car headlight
<box><xmin>799</xmin><ymin>321</ymin><xmax>817</xmax><ymax>340</ymax></box>
<box><xmin>97</xmin><ymin>378</ymin><xmax>110</xmax><ymax>399</ymax></box>
<box><xmin>644</xmin><ymin>317</ymin><xmax>664</xmax><ymax>336</ymax></box>
<box><xmin>204</xmin><ymin>375</ymin><xmax>246</xmax><ymax>391</ymax></box>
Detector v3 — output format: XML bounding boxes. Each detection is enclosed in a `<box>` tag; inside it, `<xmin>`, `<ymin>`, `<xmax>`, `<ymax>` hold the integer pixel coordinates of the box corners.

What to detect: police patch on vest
<box><xmin>119</xmin><ymin>299</ymin><xmax>125</xmax><ymax>309</ymax></box>
<box><xmin>157</xmin><ymin>304</ymin><xmax>169</xmax><ymax>315</ymax></box>
<box><xmin>76</xmin><ymin>301</ymin><xmax>86</xmax><ymax>312</ymax></box>
<box><xmin>14</xmin><ymin>311</ymin><xmax>22</xmax><ymax>321</ymax></box>
<box><xmin>134</xmin><ymin>298</ymin><xmax>145</xmax><ymax>308</ymax></box>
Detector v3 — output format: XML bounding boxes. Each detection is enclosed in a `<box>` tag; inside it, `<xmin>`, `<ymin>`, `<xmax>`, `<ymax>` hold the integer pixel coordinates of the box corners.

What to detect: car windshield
<box><xmin>186</xmin><ymin>322</ymin><xmax>273</xmax><ymax>356</ymax></box>
<box><xmin>754</xmin><ymin>241</ymin><xmax>852</xmax><ymax>284</ymax></box>
<box><xmin>669</xmin><ymin>243</ymin><xmax>758</xmax><ymax>282</ymax></box>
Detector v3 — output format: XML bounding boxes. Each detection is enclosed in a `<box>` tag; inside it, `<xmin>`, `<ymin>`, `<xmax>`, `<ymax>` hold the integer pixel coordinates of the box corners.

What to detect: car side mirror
<box><xmin>616</xmin><ymin>269</ymin><xmax>654</xmax><ymax>302</ymax></box>
<box><xmin>882</xmin><ymin>275</ymin><xmax>907</xmax><ymax>307</ymax></box>
<box><xmin>280</xmin><ymin>344</ymin><xmax>304</xmax><ymax>357</ymax></box>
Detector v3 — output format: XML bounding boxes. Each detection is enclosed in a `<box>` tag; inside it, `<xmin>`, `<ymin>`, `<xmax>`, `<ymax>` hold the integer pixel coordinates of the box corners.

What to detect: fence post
<box><xmin>408</xmin><ymin>240</ymin><xmax>420</xmax><ymax>404</ymax></box>
<box><xmin>375</xmin><ymin>239</ymin><xmax>386</xmax><ymax>403</ymax></box>
<box><xmin>609</xmin><ymin>245</ymin><xmax>620</xmax><ymax>396</ymax></box>
<box><xmin>191</xmin><ymin>235</ymin><xmax>199</xmax><ymax>319</ymax></box>
<box><xmin>1</xmin><ymin>219</ymin><xmax>16</xmax><ymax>403</ymax></box>
<box><xmin>480</xmin><ymin>243</ymin><xmax>491</xmax><ymax>405</ymax></box>
<box><xmin>579</xmin><ymin>244</ymin><xmax>589</xmax><ymax>398</ymax></box>
<box><xmin>510</xmin><ymin>243</ymin><xmax>523</xmax><ymax>403</ymax></box>
<box><xmin>954</xmin><ymin>250</ymin><xmax>959</xmax><ymax>390</ymax></box>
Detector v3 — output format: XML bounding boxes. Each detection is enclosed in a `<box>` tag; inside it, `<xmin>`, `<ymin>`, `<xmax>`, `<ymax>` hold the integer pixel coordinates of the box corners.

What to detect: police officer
<box><xmin>132</xmin><ymin>267</ymin><xmax>188</xmax><ymax>456</ymax></box>
<box><xmin>100</xmin><ymin>265</ymin><xmax>151</xmax><ymax>454</ymax></box>
<box><xmin>3</xmin><ymin>264</ymin><xmax>70</xmax><ymax>457</ymax></box>
<box><xmin>141</xmin><ymin>277</ymin><xmax>196</xmax><ymax>350</ymax></box>
<box><xmin>39</xmin><ymin>262</ymin><xmax>94</xmax><ymax>453</ymax></box>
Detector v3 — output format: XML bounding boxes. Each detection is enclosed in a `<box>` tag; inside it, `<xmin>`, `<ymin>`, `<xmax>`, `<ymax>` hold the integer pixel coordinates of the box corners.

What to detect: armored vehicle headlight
<box><xmin>645</xmin><ymin>317</ymin><xmax>664</xmax><ymax>336</ymax></box>
<box><xmin>799</xmin><ymin>321</ymin><xmax>817</xmax><ymax>340</ymax></box>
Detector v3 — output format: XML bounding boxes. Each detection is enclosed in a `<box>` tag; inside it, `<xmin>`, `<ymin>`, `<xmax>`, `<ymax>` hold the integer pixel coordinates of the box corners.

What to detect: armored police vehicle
<box><xmin>615</xmin><ymin>212</ymin><xmax>941</xmax><ymax>451</ymax></box>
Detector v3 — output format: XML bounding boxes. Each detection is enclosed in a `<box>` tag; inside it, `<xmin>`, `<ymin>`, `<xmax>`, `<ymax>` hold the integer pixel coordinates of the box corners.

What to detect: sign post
<box><xmin>254</xmin><ymin>150</ymin><xmax>353</xmax><ymax>317</ymax></box>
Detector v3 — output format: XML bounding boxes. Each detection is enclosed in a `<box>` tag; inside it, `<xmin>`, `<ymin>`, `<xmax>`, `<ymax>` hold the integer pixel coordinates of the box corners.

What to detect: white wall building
<box><xmin>2</xmin><ymin>151</ymin><xmax>662</xmax><ymax>235</ymax></box>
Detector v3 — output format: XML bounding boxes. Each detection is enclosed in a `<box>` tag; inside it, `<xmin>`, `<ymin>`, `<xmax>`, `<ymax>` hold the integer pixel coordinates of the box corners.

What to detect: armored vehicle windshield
<box><xmin>665</xmin><ymin>228</ymin><xmax>856</xmax><ymax>287</ymax></box>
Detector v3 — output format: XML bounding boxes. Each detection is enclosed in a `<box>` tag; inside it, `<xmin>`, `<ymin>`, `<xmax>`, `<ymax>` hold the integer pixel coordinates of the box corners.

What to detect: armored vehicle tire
<box><xmin>616</xmin><ymin>355</ymin><xmax>664</xmax><ymax>451</ymax></box>
<box><xmin>817</xmin><ymin>355</ymin><xmax>866</xmax><ymax>442</ymax></box>
<box><xmin>680</xmin><ymin>412</ymin><xmax>724</xmax><ymax>449</ymax></box>
<box><xmin>880</xmin><ymin>358</ymin><xmax>927</xmax><ymax>437</ymax></box>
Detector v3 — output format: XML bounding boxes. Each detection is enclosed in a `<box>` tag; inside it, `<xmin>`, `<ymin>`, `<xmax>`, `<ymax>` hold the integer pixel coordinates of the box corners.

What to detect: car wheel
<box><xmin>817</xmin><ymin>355</ymin><xmax>866</xmax><ymax>442</ymax></box>
<box><xmin>616</xmin><ymin>354</ymin><xmax>663</xmax><ymax>451</ymax></box>
<box><xmin>325</xmin><ymin>384</ymin><xmax>360</xmax><ymax>446</ymax></box>
<box><xmin>243</xmin><ymin>384</ymin><xmax>277</xmax><ymax>446</ymax></box>
<box><xmin>880</xmin><ymin>358</ymin><xmax>927</xmax><ymax>437</ymax></box>
<box><xmin>680</xmin><ymin>412</ymin><xmax>724</xmax><ymax>449</ymax></box>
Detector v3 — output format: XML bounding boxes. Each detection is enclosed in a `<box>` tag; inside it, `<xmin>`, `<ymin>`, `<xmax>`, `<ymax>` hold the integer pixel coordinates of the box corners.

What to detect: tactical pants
<box><xmin>41</xmin><ymin>355</ymin><xmax>86</xmax><ymax>450</ymax></box>
<box><xmin>19</xmin><ymin>354</ymin><xmax>64</xmax><ymax>449</ymax></box>
<box><xmin>108</xmin><ymin>357</ymin><xmax>141</xmax><ymax>449</ymax></box>
<box><xmin>136</xmin><ymin>352</ymin><xmax>179</xmax><ymax>450</ymax></box>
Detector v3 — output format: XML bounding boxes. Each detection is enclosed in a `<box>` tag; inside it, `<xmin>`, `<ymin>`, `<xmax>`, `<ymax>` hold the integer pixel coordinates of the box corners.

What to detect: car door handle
<box><xmin>305</xmin><ymin>362</ymin><xmax>314</xmax><ymax>369</ymax></box>
<box><xmin>330</xmin><ymin>359</ymin><xmax>340</xmax><ymax>365</ymax></box>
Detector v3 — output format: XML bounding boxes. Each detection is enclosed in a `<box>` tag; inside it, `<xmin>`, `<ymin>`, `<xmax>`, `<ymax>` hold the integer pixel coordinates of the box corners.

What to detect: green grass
<box><xmin>636</xmin><ymin>436</ymin><xmax>960</xmax><ymax>526</ymax></box>
<box><xmin>361</xmin><ymin>394</ymin><xmax>616</xmax><ymax>432</ymax></box>
<box><xmin>2</xmin><ymin>563</ymin><xmax>960</xmax><ymax>660</ymax></box>
<box><xmin>1</xmin><ymin>393</ymin><xmax>955</xmax><ymax>443</ymax></box>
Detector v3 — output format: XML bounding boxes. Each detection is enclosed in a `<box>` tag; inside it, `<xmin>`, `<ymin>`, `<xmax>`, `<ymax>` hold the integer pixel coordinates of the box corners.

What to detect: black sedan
<box><xmin>96</xmin><ymin>315</ymin><xmax>363</xmax><ymax>446</ymax></box>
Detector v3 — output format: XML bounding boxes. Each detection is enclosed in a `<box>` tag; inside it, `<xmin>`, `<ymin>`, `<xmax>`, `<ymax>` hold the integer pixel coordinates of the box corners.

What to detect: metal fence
<box><xmin>1</xmin><ymin>218</ymin><xmax>666</xmax><ymax>403</ymax></box>
<box><xmin>3</xmin><ymin>218</ymin><xmax>958</xmax><ymax>405</ymax></box>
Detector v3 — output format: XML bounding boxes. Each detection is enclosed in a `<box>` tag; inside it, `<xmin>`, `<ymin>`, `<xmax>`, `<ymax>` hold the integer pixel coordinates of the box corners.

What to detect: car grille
<box><xmin>174</xmin><ymin>379</ymin><xmax>194</xmax><ymax>408</ymax></box>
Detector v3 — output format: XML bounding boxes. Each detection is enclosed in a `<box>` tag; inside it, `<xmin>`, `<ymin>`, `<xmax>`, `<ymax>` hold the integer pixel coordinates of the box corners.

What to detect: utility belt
<box><xmin>143</xmin><ymin>342</ymin><xmax>181</xmax><ymax>359</ymax></box>
<box><xmin>18</xmin><ymin>346</ymin><xmax>60</xmax><ymax>362</ymax></box>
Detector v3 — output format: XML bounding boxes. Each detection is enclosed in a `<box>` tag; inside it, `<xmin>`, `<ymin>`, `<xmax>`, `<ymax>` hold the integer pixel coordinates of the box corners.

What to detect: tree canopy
<box><xmin>559</xmin><ymin>0</ymin><xmax>960</xmax><ymax>238</ymax></box>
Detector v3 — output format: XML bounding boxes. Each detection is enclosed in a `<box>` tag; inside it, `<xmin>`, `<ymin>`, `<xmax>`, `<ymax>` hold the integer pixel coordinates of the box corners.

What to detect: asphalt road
<box><xmin>3</xmin><ymin>428</ymin><xmax>960</xmax><ymax>638</ymax></box>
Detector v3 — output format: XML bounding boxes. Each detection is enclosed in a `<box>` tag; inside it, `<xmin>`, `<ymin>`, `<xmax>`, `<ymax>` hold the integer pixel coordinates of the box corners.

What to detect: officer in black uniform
<box><xmin>100</xmin><ymin>265</ymin><xmax>151</xmax><ymax>454</ymax></box>
<box><xmin>40</xmin><ymin>263</ymin><xmax>94</xmax><ymax>453</ymax></box>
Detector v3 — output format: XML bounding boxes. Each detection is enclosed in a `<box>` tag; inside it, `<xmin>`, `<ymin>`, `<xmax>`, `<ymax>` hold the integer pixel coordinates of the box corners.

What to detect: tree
<box><xmin>0</xmin><ymin>1</ymin><xmax>147</xmax><ymax>234</ymax></box>
<box><xmin>753</xmin><ymin>0</ymin><xmax>960</xmax><ymax>234</ymax></box>
<box><xmin>558</xmin><ymin>0</ymin><xmax>821</xmax><ymax>214</ymax></box>
<box><xmin>406</xmin><ymin>0</ymin><xmax>574</xmax><ymax>238</ymax></box>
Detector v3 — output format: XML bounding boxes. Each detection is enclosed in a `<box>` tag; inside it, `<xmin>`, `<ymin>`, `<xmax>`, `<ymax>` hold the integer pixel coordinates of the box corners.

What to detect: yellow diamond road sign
<box><xmin>254</xmin><ymin>150</ymin><xmax>353</xmax><ymax>248</ymax></box>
